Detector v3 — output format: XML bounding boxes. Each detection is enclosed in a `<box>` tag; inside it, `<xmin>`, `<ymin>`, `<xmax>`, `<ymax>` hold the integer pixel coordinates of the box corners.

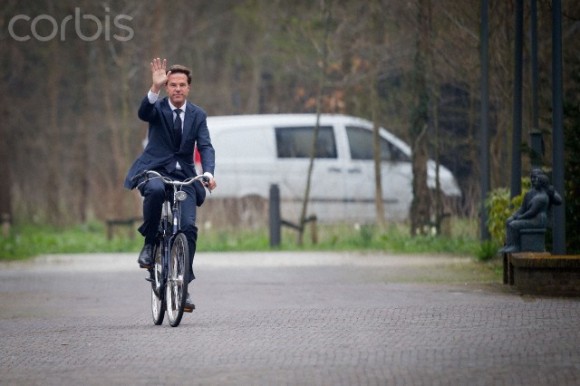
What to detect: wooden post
<box><xmin>1</xmin><ymin>213</ymin><xmax>10</xmax><ymax>238</ymax></box>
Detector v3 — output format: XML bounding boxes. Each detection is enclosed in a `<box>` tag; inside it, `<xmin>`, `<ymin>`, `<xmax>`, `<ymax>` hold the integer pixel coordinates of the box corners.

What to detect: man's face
<box><xmin>165</xmin><ymin>72</ymin><xmax>190</xmax><ymax>107</ymax></box>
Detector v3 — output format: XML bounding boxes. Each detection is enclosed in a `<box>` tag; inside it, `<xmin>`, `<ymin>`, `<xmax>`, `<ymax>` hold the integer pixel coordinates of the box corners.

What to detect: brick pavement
<box><xmin>1</xmin><ymin>252</ymin><xmax>579</xmax><ymax>385</ymax></box>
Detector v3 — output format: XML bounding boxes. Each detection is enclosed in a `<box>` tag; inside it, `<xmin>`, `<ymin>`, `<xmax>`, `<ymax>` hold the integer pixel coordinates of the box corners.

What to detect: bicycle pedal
<box><xmin>145</xmin><ymin>277</ymin><xmax>153</xmax><ymax>282</ymax></box>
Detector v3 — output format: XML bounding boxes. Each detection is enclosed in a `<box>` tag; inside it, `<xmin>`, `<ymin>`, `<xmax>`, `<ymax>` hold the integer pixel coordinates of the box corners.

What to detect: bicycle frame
<box><xmin>156</xmin><ymin>185</ymin><xmax>185</xmax><ymax>291</ymax></box>
<box><xmin>135</xmin><ymin>170</ymin><xmax>209</xmax><ymax>326</ymax></box>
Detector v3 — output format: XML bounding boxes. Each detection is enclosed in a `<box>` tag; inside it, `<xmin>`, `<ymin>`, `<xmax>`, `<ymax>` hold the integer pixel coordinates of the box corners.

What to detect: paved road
<box><xmin>1</xmin><ymin>252</ymin><xmax>579</xmax><ymax>385</ymax></box>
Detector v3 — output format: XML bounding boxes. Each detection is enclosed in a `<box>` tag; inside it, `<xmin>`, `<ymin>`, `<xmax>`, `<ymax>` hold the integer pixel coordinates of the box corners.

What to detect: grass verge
<box><xmin>1</xmin><ymin>220</ymin><xmax>486</xmax><ymax>261</ymax></box>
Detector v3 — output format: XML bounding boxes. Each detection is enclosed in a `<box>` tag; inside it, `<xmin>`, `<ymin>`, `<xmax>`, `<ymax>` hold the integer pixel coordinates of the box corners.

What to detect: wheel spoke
<box><xmin>150</xmin><ymin>242</ymin><xmax>165</xmax><ymax>325</ymax></box>
<box><xmin>166</xmin><ymin>233</ymin><xmax>188</xmax><ymax>327</ymax></box>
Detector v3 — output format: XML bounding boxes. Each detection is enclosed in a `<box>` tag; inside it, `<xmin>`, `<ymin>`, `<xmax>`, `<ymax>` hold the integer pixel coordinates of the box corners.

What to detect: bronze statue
<box><xmin>499</xmin><ymin>169</ymin><xmax>562</xmax><ymax>253</ymax></box>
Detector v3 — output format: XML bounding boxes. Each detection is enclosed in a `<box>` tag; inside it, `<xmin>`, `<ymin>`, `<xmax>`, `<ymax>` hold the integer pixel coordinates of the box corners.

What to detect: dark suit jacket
<box><xmin>124</xmin><ymin>96</ymin><xmax>215</xmax><ymax>205</ymax></box>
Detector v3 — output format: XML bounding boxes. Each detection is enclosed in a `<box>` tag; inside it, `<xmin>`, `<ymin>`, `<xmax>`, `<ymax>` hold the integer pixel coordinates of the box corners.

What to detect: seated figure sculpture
<box><xmin>499</xmin><ymin>169</ymin><xmax>562</xmax><ymax>253</ymax></box>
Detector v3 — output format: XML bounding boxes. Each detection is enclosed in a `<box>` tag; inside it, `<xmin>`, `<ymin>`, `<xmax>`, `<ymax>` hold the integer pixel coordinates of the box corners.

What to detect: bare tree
<box><xmin>369</xmin><ymin>1</ymin><xmax>387</xmax><ymax>228</ymax></box>
<box><xmin>3</xmin><ymin>0</ymin><xmax>579</xmax><ymax>231</ymax></box>
<box><xmin>297</xmin><ymin>0</ymin><xmax>333</xmax><ymax>246</ymax></box>
<box><xmin>409</xmin><ymin>0</ymin><xmax>432</xmax><ymax>236</ymax></box>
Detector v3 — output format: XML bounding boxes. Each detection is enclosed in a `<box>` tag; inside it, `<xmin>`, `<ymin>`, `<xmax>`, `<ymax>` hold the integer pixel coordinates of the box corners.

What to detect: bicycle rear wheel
<box><xmin>166</xmin><ymin>232</ymin><xmax>189</xmax><ymax>327</ymax></box>
<box><xmin>151</xmin><ymin>242</ymin><xmax>165</xmax><ymax>325</ymax></box>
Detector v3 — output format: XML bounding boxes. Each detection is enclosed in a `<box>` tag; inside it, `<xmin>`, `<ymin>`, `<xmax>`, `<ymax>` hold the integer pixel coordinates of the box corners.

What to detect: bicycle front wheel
<box><xmin>151</xmin><ymin>241</ymin><xmax>165</xmax><ymax>325</ymax></box>
<box><xmin>166</xmin><ymin>232</ymin><xmax>189</xmax><ymax>327</ymax></box>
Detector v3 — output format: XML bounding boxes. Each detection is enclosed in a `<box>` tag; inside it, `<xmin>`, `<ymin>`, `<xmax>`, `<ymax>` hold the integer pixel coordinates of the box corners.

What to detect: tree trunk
<box><xmin>371</xmin><ymin>73</ymin><xmax>386</xmax><ymax>228</ymax></box>
<box><xmin>370</xmin><ymin>0</ymin><xmax>386</xmax><ymax>229</ymax></box>
<box><xmin>297</xmin><ymin>0</ymin><xmax>332</xmax><ymax>245</ymax></box>
<box><xmin>410</xmin><ymin>0</ymin><xmax>432</xmax><ymax>236</ymax></box>
<box><xmin>46</xmin><ymin>39</ymin><xmax>63</xmax><ymax>226</ymax></box>
<box><xmin>0</xmin><ymin>124</ymin><xmax>11</xmax><ymax>232</ymax></box>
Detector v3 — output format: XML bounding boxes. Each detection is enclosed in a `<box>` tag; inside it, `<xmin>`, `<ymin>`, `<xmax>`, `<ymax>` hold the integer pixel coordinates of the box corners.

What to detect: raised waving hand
<box><xmin>150</xmin><ymin>58</ymin><xmax>169</xmax><ymax>93</ymax></box>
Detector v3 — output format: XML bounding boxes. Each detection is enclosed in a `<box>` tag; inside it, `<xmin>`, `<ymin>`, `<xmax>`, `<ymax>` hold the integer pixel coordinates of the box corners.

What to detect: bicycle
<box><xmin>134</xmin><ymin>170</ymin><xmax>209</xmax><ymax>327</ymax></box>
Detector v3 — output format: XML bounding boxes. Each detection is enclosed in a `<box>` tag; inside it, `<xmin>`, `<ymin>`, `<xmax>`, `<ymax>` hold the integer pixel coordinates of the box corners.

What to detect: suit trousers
<box><xmin>138</xmin><ymin>170</ymin><xmax>198</xmax><ymax>283</ymax></box>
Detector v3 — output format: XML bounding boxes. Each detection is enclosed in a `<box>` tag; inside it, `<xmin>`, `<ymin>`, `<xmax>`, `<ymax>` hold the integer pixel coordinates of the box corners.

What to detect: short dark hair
<box><xmin>167</xmin><ymin>64</ymin><xmax>192</xmax><ymax>84</ymax></box>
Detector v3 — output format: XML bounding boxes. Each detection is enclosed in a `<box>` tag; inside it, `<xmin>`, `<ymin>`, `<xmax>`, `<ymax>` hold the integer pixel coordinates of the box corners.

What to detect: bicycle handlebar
<box><xmin>133</xmin><ymin>170</ymin><xmax>210</xmax><ymax>189</ymax></box>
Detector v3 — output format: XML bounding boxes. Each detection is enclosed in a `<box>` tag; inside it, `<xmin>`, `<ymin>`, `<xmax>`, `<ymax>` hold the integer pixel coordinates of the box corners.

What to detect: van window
<box><xmin>346</xmin><ymin>126</ymin><xmax>410</xmax><ymax>162</ymax></box>
<box><xmin>275</xmin><ymin>126</ymin><xmax>337</xmax><ymax>158</ymax></box>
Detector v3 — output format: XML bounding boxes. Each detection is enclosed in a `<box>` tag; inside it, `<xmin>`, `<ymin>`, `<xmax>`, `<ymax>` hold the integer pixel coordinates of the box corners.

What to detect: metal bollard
<box><xmin>269</xmin><ymin>184</ymin><xmax>281</xmax><ymax>248</ymax></box>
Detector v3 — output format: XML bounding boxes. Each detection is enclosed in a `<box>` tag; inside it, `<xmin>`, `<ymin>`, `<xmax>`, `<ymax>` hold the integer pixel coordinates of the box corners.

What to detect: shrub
<box><xmin>476</xmin><ymin>240</ymin><xmax>500</xmax><ymax>261</ymax></box>
<box><xmin>485</xmin><ymin>178</ymin><xmax>530</xmax><ymax>246</ymax></box>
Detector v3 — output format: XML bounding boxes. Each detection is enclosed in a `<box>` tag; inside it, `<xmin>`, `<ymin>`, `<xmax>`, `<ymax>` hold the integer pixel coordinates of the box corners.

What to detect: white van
<box><xmin>205</xmin><ymin>114</ymin><xmax>461</xmax><ymax>223</ymax></box>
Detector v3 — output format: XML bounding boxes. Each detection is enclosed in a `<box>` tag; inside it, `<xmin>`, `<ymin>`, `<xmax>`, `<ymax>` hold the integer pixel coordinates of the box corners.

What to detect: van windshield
<box><xmin>346</xmin><ymin>126</ymin><xmax>410</xmax><ymax>162</ymax></box>
<box><xmin>275</xmin><ymin>126</ymin><xmax>337</xmax><ymax>159</ymax></box>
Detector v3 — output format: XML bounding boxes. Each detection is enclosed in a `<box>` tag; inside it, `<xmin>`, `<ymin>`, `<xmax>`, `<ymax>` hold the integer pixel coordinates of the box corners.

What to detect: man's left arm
<box><xmin>196</xmin><ymin>116</ymin><xmax>216</xmax><ymax>189</ymax></box>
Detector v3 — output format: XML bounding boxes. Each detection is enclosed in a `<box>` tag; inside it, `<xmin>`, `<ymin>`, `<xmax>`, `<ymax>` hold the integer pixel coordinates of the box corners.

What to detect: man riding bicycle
<box><xmin>124</xmin><ymin>58</ymin><xmax>217</xmax><ymax>312</ymax></box>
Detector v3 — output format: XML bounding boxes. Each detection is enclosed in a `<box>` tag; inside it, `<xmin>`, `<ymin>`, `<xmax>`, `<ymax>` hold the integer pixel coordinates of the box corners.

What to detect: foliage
<box><xmin>0</xmin><ymin>220</ymin><xmax>483</xmax><ymax>261</ymax></box>
<box><xmin>485</xmin><ymin>188</ymin><xmax>512</xmax><ymax>246</ymax></box>
<box><xmin>476</xmin><ymin>240</ymin><xmax>500</xmax><ymax>262</ymax></box>
<box><xmin>3</xmin><ymin>1</ymin><xmax>580</xmax><ymax>228</ymax></box>
<box><xmin>485</xmin><ymin>178</ymin><xmax>530</xmax><ymax>246</ymax></box>
<box><xmin>0</xmin><ymin>222</ymin><xmax>142</xmax><ymax>260</ymax></box>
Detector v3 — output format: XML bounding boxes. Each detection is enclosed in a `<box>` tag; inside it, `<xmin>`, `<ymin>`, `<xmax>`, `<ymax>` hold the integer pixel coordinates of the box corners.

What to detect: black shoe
<box><xmin>138</xmin><ymin>243</ymin><xmax>154</xmax><ymax>269</ymax></box>
<box><xmin>184</xmin><ymin>292</ymin><xmax>195</xmax><ymax>312</ymax></box>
